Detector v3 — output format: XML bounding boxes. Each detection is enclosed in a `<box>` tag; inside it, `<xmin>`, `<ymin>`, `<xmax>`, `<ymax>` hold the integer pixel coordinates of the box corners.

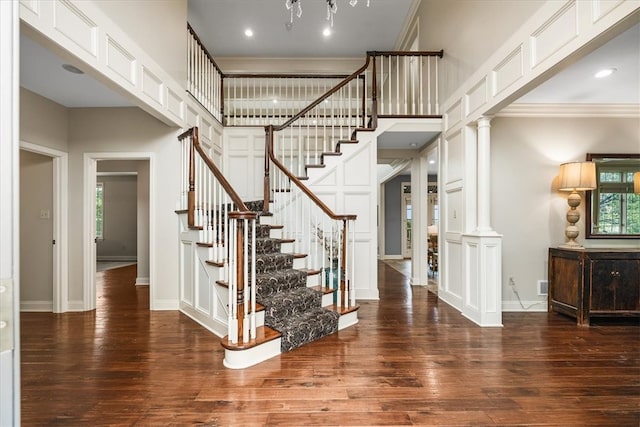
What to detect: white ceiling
<box><xmin>188</xmin><ymin>0</ymin><xmax>414</xmax><ymax>58</ymax></box>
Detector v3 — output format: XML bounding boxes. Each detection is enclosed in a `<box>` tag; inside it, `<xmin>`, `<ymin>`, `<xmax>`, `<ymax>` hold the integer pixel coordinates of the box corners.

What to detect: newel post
<box><xmin>263</xmin><ymin>126</ymin><xmax>272</xmax><ymax>213</ymax></box>
<box><xmin>187</xmin><ymin>128</ymin><xmax>197</xmax><ymax>228</ymax></box>
<box><xmin>369</xmin><ymin>52</ymin><xmax>378</xmax><ymax>129</ymax></box>
<box><xmin>340</xmin><ymin>218</ymin><xmax>348</xmax><ymax>308</ymax></box>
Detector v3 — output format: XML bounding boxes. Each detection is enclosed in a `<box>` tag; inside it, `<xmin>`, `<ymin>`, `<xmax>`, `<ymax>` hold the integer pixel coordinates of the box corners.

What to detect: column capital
<box><xmin>477</xmin><ymin>115</ymin><xmax>494</xmax><ymax>127</ymax></box>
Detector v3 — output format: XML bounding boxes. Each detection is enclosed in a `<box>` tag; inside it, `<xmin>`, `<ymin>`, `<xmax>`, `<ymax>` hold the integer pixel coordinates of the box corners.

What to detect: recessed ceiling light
<box><xmin>62</xmin><ymin>64</ymin><xmax>84</xmax><ymax>74</ymax></box>
<box><xmin>429</xmin><ymin>160</ymin><xmax>436</xmax><ymax>164</ymax></box>
<box><xmin>273</xmin><ymin>99</ymin><xmax>278</xmax><ymax>104</ymax></box>
<box><xmin>322</xmin><ymin>28</ymin><xmax>331</xmax><ymax>37</ymax></box>
<box><xmin>410</xmin><ymin>143</ymin><xmax>417</xmax><ymax>147</ymax></box>
<box><xmin>594</xmin><ymin>68</ymin><xmax>616</xmax><ymax>78</ymax></box>
<box><xmin>244</xmin><ymin>28</ymin><xmax>253</xmax><ymax>37</ymax></box>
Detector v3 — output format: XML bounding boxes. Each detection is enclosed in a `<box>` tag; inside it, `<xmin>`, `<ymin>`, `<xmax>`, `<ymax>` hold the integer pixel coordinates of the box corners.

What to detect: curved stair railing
<box><xmin>178</xmin><ymin>127</ymin><xmax>257</xmax><ymax>345</ymax></box>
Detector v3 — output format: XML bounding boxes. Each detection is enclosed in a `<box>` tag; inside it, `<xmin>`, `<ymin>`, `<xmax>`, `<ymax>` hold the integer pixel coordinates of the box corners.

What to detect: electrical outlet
<box><xmin>537</xmin><ymin>280</ymin><xmax>548</xmax><ymax>296</ymax></box>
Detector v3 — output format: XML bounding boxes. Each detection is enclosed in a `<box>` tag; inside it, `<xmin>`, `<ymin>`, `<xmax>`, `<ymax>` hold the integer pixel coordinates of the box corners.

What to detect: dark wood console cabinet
<box><xmin>548</xmin><ymin>248</ymin><xmax>640</xmax><ymax>326</ymax></box>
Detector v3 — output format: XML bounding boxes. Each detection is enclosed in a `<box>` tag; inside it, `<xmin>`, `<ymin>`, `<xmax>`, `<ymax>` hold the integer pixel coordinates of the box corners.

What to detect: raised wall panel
<box><xmin>181</xmin><ymin>240</ymin><xmax>193</xmax><ymax>305</ymax></box>
<box><xmin>445</xmin><ymin>240</ymin><xmax>463</xmax><ymax>299</ymax></box>
<box><xmin>186</xmin><ymin>105</ymin><xmax>198</xmax><ymax>128</ymax></box>
<box><xmin>465</xmin><ymin>77</ymin><xmax>488</xmax><ymax>117</ymax></box>
<box><xmin>53</xmin><ymin>0</ymin><xmax>98</xmax><ymax>57</ymax></box>
<box><xmin>492</xmin><ymin>45</ymin><xmax>524</xmax><ymax>97</ymax></box>
<box><xmin>344</xmin><ymin>192</ymin><xmax>372</xmax><ymax>234</ymax></box>
<box><xmin>314</xmin><ymin>169</ymin><xmax>338</xmax><ymax>186</ymax></box>
<box><xmin>141</xmin><ymin>66</ymin><xmax>163</xmax><ymax>106</ymax></box>
<box><xmin>105</xmin><ymin>36</ymin><xmax>136</xmax><ymax>86</ymax></box>
<box><xmin>592</xmin><ymin>0</ymin><xmax>624</xmax><ymax>23</ymax></box>
<box><xmin>444</xmin><ymin>130</ymin><xmax>463</xmax><ymax>184</ymax></box>
<box><xmin>353</xmin><ymin>238</ymin><xmax>373</xmax><ymax>294</ymax></box>
<box><xmin>167</xmin><ymin>87</ymin><xmax>184</xmax><ymax>122</ymax></box>
<box><xmin>196</xmin><ymin>258</ymin><xmax>211</xmax><ymax>315</ymax></box>
<box><xmin>344</xmin><ymin>145</ymin><xmax>372</xmax><ymax>186</ymax></box>
<box><xmin>530</xmin><ymin>1</ymin><xmax>578</xmax><ymax>68</ymax></box>
<box><xmin>444</xmin><ymin>99</ymin><xmax>462</xmax><ymax>131</ymax></box>
<box><xmin>20</xmin><ymin>0</ymin><xmax>39</xmax><ymax>16</ymax></box>
<box><xmin>465</xmin><ymin>241</ymin><xmax>480</xmax><ymax>311</ymax></box>
<box><xmin>444</xmin><ymin>188</ymin><xmax>463</xmax><ymax>234</ymax></box>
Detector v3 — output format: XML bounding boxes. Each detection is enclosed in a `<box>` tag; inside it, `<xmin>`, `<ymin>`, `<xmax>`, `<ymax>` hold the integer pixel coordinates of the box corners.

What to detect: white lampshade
<box><xmin>558</xmin><ymin>161</ymin><xmax>597</xmax><ymax>191</ymax></box>
<box><xmin>634</xmin><ymin>171</ymin><xmax>640</xmax><ymax>194</ymax></box>
<box><xmin>427</xmin><ymin>225</ymin><xmax>438</xmax><ymax>235</ymax></box>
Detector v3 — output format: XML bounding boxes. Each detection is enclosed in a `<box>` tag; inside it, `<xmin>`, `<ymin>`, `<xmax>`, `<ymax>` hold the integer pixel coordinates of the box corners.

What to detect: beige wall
<box><xmin>491</xmin><ymin>115</ymin><xmax>640</xmax><ymax>306</ymax></box>
<box><xmin>20</xmin><ymin>89</ymin><xmax>181</xmax><ymax>308</ymax></box>
<box><xmin>96</xmin><ymin>159</ymin><xmax>150</xmax><ymax>280</ymax></box>
<box><xmin>92</xmin><ymin>0</ymin><xmax>187</xmax><ymax>87</ymax></box>
<box><xmin>67</xmin><ymin>107</ymin><xmax>180</xmax><ymax>306</ymax></box>
<box><xmin>20</xmin><ymin>88</ymin><xmax>68</xmax><ymax>151</ymax></box>
<box><xmin>19</xmin><ymin>150</ymin><xmax>53</xmax><ymax>306</ymax></box>
<box><xmin>413</xmin><ymin>0</ymin><xmax>546</xmax><ymax>104</ymax></box>
<box><xmin>96</xmin><ymin>174</ymin><xmax>137</xmax><ymax>260</ymax></box>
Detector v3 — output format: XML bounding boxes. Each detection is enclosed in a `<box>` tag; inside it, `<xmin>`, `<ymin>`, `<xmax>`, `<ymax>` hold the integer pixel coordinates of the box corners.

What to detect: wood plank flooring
<box><xmin>21</xmin><ymin>262</ymin><xmax>640</xmax><ymax>425</ymax></box>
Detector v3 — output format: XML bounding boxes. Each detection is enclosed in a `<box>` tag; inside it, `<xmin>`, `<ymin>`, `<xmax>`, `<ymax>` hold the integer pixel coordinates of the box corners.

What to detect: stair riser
<box><xmin>263</xmin><ymin>292</ymin><xmax>322</xmax><ymax>322</ymax></box>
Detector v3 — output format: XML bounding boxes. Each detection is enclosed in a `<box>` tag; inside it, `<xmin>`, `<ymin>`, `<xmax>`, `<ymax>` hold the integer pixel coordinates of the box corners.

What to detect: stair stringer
<box><xmin>177</xmin><ymin>216</ymin><xmax>231</xmax><ymax>338</ymax></box>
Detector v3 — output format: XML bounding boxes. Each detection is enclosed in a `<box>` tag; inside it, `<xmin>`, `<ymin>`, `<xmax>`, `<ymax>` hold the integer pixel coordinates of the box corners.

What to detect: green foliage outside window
<box><xmin>96</xmin><ymin>183</ymin><xmax>104</xmax><ymax>239</ymax></box>
<box><xmin>595</xmin><ymin>171</ymin><xmax>639</xmax><ymax>234</ymax></box>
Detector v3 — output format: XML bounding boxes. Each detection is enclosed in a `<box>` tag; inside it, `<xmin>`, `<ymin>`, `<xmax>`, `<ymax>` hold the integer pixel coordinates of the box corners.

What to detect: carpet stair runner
<box><xmin>246</xmin><ymin>201</ymin><xmax>340</xmax><ymax>352</ymax></box>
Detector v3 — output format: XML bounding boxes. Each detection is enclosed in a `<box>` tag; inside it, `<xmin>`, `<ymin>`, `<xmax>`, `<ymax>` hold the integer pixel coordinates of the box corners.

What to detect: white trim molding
<box><xmin>497</xmin><ymin>103</ymin><xmax>640</xmax><ymax>117</ymax></box>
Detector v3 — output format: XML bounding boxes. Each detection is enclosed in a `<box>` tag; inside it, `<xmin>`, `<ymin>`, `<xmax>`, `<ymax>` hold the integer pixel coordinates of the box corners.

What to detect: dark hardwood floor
<box><xmin>21</xmin><ymin>262</ymin><xmax>639</xmax><ymax>425</ymax></box>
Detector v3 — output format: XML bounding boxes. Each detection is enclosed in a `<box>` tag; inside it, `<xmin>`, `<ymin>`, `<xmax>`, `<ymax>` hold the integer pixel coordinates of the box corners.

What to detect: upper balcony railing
<box><xmin>187</xmin><ymin>25</ymin><xmax>443</xmax><ymax>127</ymax></box>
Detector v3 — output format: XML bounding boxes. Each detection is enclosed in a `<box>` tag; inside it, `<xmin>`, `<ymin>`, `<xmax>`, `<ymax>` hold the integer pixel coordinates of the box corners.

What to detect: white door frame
<box><xmin>401</xmin><ymin>182</ymin><xmax>411</xmax><ymax>259</ymax></box>
<box><xmin>83</xmin><ymin>152</ymin><xmax>154</xmax><ymax>311</ymax></box>
<box><xmin>20</xmin><ymin>142</ymin><xmax>69</xmax><ymax>313</ymax></box>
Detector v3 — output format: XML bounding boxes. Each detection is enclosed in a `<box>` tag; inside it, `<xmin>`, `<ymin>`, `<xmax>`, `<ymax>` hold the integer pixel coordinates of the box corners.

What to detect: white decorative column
<box><xmin>462</xmin><ymin>116</ymin><xmax>503</xmax><ymax>327</ymax></box>
<box><xmin>476</xmin><ymin>116</ymin><xmax>495</xmax><ymax>234</ymax></box>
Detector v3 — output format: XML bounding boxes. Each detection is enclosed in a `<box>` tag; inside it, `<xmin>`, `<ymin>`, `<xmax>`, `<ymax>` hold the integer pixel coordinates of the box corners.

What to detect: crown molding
<box><xmin>497</xmin><ymin>103</ymin><xmax>640</xmax><ymax>118</ymax></box>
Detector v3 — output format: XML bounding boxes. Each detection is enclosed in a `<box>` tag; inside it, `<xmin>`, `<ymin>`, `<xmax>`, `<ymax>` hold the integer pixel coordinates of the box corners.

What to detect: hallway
<box><xmin>20</xmin><ymin>263</ymin><xmax>640</xmax><ymax>425</ymax></box>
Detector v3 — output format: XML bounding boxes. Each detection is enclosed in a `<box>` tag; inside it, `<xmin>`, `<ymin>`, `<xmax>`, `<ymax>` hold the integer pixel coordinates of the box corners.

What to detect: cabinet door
<box><xmin>591</xmin><ymin>260</ymin><xmax>640</xmax><ymax>311</ymax></box>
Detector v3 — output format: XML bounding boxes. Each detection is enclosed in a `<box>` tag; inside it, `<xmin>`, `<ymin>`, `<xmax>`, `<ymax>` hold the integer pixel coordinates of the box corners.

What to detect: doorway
<box><xmin>83</xmin><ymin>153</ymin><xmax>153</xmax><ymax>311</ymax></box>
<box><xmin>401</xmin><ymin>182</ymin><xmax>412</xmax><ymax>259</ymax></box>
<box><xmin>19</xmin><ymin>142</ymin><xmax>68</xmax><ymax>313</ymax></box>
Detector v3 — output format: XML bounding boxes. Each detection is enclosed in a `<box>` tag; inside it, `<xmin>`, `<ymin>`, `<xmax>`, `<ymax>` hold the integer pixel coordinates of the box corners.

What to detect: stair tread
<box><xmin>327</xmin><ymin>303</ymin><xmax>360</xmax><ymax>315</ymax></box>
<box><xmin>310</xmin><ymin>285</ymin><xmax>337</xmax><ymax>295</ymax></box>
<box><xmin>220</xmin><ymin>325</ymin><xmax>281</xmax><ymax>351</ymax></box>
<box><xmin>298</xmin><ymin>268</ymin><xmax>321</xmax><ymax>276</ymax></box>
<box><xmin>206</xmin><ymin>260</ymin><xmax>224</xmax><ymax>267</ymax></box>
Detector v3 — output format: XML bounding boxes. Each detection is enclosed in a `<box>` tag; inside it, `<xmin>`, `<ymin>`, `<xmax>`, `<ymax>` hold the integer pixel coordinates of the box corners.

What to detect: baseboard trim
<box><xmin>67</xmin><ymin>300</ymin><xmax>86</xmax><ymax>311</ymax></box>
<box><xmin>151</xmin><ymin>299</ymin><xmax>179</xmax><ymax>310</ymax></box>
<box><xmin>97</xmin><ymin>256</ymin><xmax>137</xmax><ymax>261</ymax></box>
<box><xmin>380</xmin><ymin>255</ymin><xmax>403</xmax><ymax>260</ymax></box>
<box><xmin>502</xmin><ymin>301</ymin><xmax>547</xmax><ymax>312</ymax></box>
<box><xmin>20</xmin><ymin>300</ymin><xmax>53</xmax><ymax>312</ymax></box>
<box><xmin>135</xmin><ymin>277</ymin><xmax>149</xmax><ymax>286</ymax></box>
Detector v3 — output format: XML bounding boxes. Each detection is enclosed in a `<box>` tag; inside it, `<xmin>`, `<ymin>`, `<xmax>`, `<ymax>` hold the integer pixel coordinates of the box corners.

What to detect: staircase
<box><xmin>178</xmin><ymin>44</ymin><xmax>443</xmax><ymax>369</ymax></box>
<box><xmin>178</xmin><ymin>197</ymin><xmax>358</xmax><ymax>368</ymax></box>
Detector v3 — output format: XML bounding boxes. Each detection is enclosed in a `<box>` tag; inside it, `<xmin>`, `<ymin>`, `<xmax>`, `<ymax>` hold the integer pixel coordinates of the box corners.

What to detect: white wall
<box><xmin>19</xmin><ymin>151</ymin><xmax>53</xmax><ymax>310</ymax></box>
<box><xmin>91</xmin><ymin>0</ymin><xmax>187</xmax><ymax>87</ymax></box>
<box><xmin>413</xmin><ymin>0</ymin><xmax>546</xmax><ymax>103</ymax></box>
<box><xmin>491</xmin><ymin>115</ymin><xmax>640</xmax><ymax>310</ymax></box>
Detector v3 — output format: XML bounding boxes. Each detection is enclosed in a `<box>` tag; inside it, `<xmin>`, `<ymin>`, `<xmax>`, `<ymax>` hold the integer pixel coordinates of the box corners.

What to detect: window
<box><xmin>593</xmin><ymin>168</ymin><xmax>639</xmax><ymax>235</ymax></box>
<box><xmin>96</xmin><ymin>182</ymin><xmax>104</xmax><ymax>240</ymax></box>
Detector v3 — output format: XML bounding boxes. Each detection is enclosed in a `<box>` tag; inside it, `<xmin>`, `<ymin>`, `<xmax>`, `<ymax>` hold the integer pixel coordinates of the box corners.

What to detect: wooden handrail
<box><xmin>180</xmin><ymin>127</ymin><xmax>251</xmax><ymax>214</ymax></box>
<box><xmin>273</xmin><ymin>55</ymin><xmax>371</xmax><ymax>132</ymax></box>
<box><xmin>265</xmin><ymin>125</ymin><xmax>356</xmax><ymax>222</ymax></box>
<box><xmin>187</xmin><ymin>23</ymin><xmax>224</xmax><ymax>76</ymax></box>
<box><xmin>368</xmin><ymin>50</ymin><xmax>444</xmax><ymax>58</ymax></box>
<box><xmin>224</xmin><ymin>73</ymin><xmax>362</xmax><ymax>79</ymax></box>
